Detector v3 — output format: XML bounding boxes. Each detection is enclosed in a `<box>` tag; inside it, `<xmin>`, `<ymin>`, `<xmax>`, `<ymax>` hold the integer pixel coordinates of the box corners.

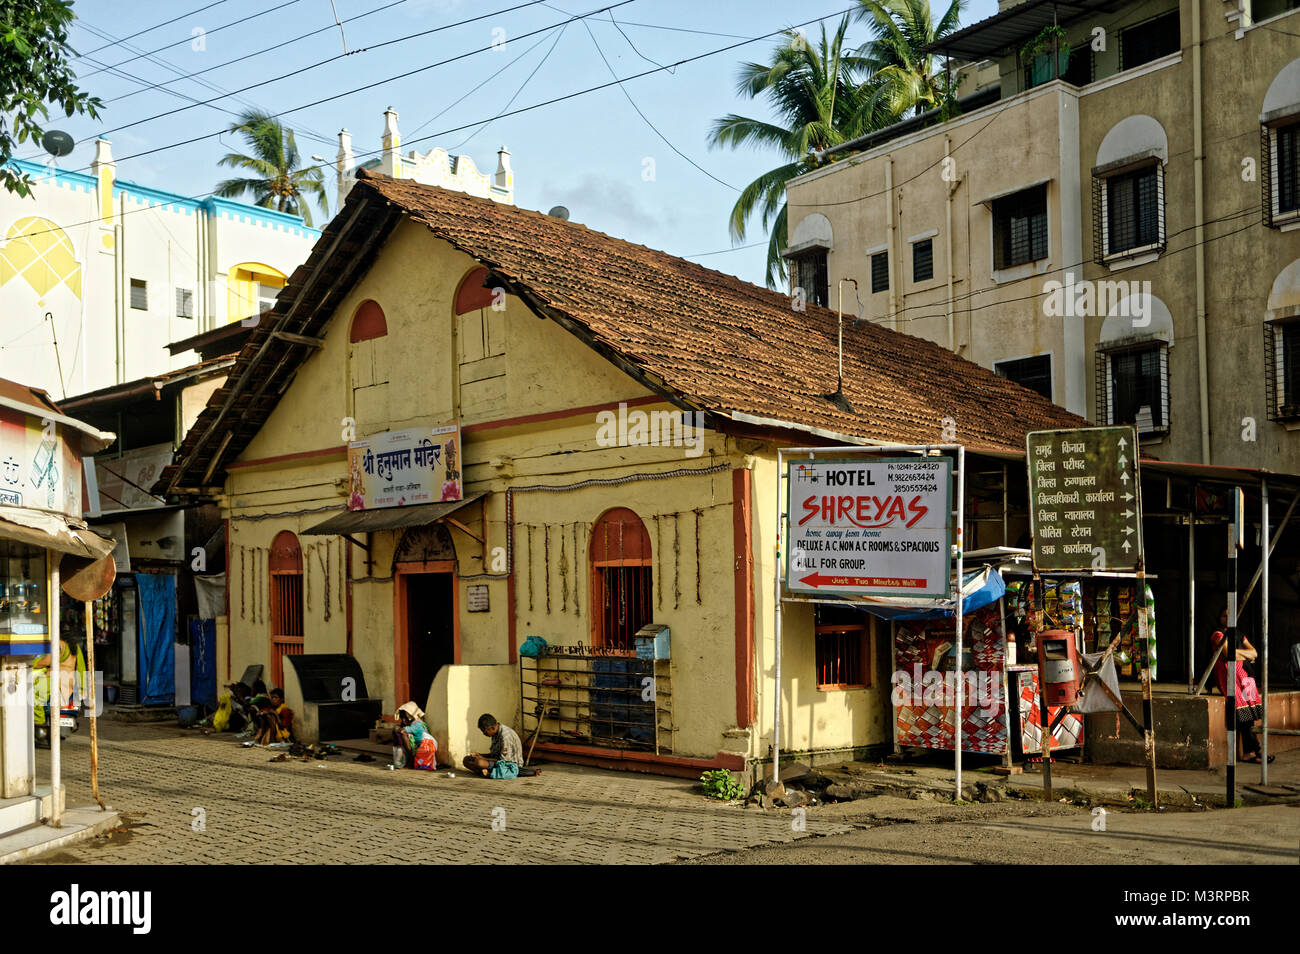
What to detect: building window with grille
<box><xmin>912</xmin><ymin>238</ymin><xmax>934</xmax><ymax>283</ymax></box>
<box><xmin>590</xmin><ymin>508</ymin><xmax>653</xmax><ymax>652</ymax></box>
<box><xmin>815</xmin><ymin>604</ymin><xmax>870</xmax><ymax>690</ymax></box>
<box><xmin>175</xmin><ymin>287</ymin><xmax>194</xmax><ymax>319</ymax></box>
<box><xmin>870</xmin><ymin>250</ymin><xmax>889</xmax><ymax>293</ymax></box>
<box><xmin>1119</xmin><ymin>10</ymin><xmax>1179</xmax><ymax>71</ymax></box>
<box><xmin>1264</xmin><ymin>318</ymin><xmax>1300</xmax><ymax>420</ymax></box>
<box><xmin>992</xmin><ymin>185</ymin><xmax>1049</xmax><ymax>270</ymax></box>
<box><xmin>1262</xmin><ymin>117</ymin><xmax>1300</xmax><ymax>228</ymax></box>
<box><xmin>1094</xmin><ymin>161</ymin><xmax>1165</xmax><ymax>261</ymax></box>
<box><xmin>790</xmin><ymin>250</ymin><xmax>829</xmax><ymax>308</ymax></box>
<box><xmin>1095</xmin><ymin>342</ymin><xmax>1169</xmax><ymax>437</ymax></box>
<box><xmin>130</xmin><ymin>279</ymin><xmax>148</xmax><ymax>311</ymax></box>
<box><xmin>995</xmin><ymin>354</ymin><xmax>1053</xmax><ymax>400</ymax></box>
<box><xmin>269</xmin><ymin>530</ymin><xmax>304</xmax><ymax>686</ymax></box>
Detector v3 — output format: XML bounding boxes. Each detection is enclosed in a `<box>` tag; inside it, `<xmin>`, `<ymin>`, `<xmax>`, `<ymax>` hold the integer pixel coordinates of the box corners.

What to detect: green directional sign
<box><xmin>1026</xmin><ymin>426</ymin><xmax>1142</xmax><ymax>572</ymax></box>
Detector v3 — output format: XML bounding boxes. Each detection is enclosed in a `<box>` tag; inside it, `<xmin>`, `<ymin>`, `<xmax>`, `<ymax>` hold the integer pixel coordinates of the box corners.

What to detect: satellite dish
<box><xmin>41</xmin><ymin>129</ymin><xmax>75</xmax><ymax>158</ymax></box>
<box><xmin>547</xmin><ymin>205</ymin><xmax>570</xmax><ymax>221</ymax></box>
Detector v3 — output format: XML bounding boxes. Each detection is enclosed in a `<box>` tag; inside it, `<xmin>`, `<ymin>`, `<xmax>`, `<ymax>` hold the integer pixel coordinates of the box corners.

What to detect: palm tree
<box><xmin>854</xmin><ymin>0</ymin><xmax>967</xmax><ymax>121</ymax></box>
<box><xmin>708</xmin><ymin>17</ymin><xmax>880</xmax><ymax>287</ymax></box>
<box><xmin>215</xmin><ymin>110</ymin><xmax>329</xmax><ymax>226</ymax></box>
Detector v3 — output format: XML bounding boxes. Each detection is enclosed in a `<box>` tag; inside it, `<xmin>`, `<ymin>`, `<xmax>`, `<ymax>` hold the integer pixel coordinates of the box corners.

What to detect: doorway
<box><xmin>395</xmin><ymin>564</ymin><xmax>457</xmax><ymax>709</ymax></box>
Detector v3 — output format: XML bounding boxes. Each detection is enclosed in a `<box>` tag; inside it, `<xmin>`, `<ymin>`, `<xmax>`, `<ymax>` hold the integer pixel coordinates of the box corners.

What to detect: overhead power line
<box><xmin>76</xmin><ymin>0</ymin><xmax>235</xmax><ymax>57</ymax></box>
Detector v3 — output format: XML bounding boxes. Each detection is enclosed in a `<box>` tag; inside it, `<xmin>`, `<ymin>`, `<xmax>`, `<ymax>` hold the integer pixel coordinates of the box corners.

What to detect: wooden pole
<box><xmin>83</xmin><ymin>601</ymin><xmax>103</xmax><ymax>809</ymax></box>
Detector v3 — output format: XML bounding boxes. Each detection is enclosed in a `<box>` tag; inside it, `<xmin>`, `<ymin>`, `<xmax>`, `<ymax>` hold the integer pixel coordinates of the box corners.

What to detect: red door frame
<box><xmin>392</xmin><ymin>559</ymin><xmax>460</xmax><ymax>708</ymax></box>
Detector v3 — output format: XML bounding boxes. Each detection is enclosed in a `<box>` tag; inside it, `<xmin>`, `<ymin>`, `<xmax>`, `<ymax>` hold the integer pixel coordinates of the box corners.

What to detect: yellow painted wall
<box><xmin>219</xmin><ymin>218</ymin><xmax>896</xmax><ymax>767</ymax></box>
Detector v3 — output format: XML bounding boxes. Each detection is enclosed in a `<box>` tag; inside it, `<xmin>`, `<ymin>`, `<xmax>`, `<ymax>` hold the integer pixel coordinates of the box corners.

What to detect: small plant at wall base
<box><xmin>700</xmin><ymin>769</ymin><xmax>745</xmax><ymax>801</ymax></box>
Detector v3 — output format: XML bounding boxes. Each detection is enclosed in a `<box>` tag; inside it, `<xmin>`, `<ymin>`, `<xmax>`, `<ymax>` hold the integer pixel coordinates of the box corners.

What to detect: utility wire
<box><xmin>447</xmin><ymin>22</ymin><xmax>572</xmax><ymax>152</ymax></box>
<box><xmin>76</xmin><ymin>0</ymin><xmax>234</xmax><ymax>57</ymax></box>
<box><xmin>80</xmin><ymin>0</ymin><xmax>309</xmax><ymax>79</ymax></box>
<box><xmin>572</xmin><ymin>9</ymin><xmax>739</xmax><ymax>190</ymax></box>
<box><xmin>86</xmin><ymin>0</ymin><xmax>556</xmax><ymax>144</ymax></box>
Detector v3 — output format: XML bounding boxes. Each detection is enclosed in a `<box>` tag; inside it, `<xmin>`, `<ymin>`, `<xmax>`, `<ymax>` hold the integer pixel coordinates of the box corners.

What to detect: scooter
<box><xmin>34</xmin><ymin>702</ymin><xmax>79</xmax><ymax>748</ymax></box>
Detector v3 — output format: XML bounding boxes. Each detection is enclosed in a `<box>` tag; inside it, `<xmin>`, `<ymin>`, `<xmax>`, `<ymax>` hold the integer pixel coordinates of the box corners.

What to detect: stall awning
<box><xmin>0</xmin><ymin>505</ymin><xmax>116</xmax><ymax>559</ymax></box>
<box><xmin>841</xmin><ymin>567</ymin><xmax>1006</xmax><ymax>621</ymax></box>
<box><xmin>301</xmin><ymin>493</ymin><xmax>484</xmax><ymax>536</ymax></box>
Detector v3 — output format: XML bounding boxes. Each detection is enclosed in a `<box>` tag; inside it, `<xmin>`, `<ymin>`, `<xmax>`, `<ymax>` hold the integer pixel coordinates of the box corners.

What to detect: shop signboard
<box><xmin>785</xmin><ymin>456</ymin><xmax>953</xmax><ymax>599</ymax></box>
<box><xmin>0</xmin><ymin>410</ymin><xmax>83</xmax><ymax>518</ymax></box>
<box><xmin>347</xmin><ymin>422</ymin><xmax>462</xmax><ymax>511</ymax></box>
<box><xmin>1026</xmin><ymin>426</ymin><xmax>1142</xmax><ymax>572</ymax></box>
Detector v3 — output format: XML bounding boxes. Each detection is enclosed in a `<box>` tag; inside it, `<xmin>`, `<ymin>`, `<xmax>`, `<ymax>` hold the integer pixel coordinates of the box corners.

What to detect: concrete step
<box><xmin>0</xmin><ymin>795</ymin><xmax>41</xmax><ymax>833</ymax></box>
<box><xmin>0</xmin><ymin>806</ymin><xmax>120</xmax><ymax>864</ymax></box>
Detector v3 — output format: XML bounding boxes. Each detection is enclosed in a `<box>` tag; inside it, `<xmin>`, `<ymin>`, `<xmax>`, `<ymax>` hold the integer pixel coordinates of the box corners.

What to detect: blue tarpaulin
<box><xmin>136</xmin><ymin>572</ymin><xmax>176</xmax><ymax>706</ymax></box>
<box><xmin>847</xmin><ymin>567</ymin><xmax>1006</xmax><ymax>621</ymax></box>
<box><xmin>189</xmin><ymin>618</ymin><xmax>217</xmax><ymax>709</ymax></box>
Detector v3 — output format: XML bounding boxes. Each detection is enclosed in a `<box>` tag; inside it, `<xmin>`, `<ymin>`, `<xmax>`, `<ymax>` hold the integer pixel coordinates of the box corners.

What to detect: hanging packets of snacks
<box><xmin>1145</xmin><ymin>582</ymin><xmax>1157</xmax><ymax>681</ymax></box>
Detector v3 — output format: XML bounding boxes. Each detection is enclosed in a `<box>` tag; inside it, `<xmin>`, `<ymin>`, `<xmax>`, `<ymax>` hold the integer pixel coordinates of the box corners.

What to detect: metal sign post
<box><xmin>1026</xmin><ymin>426</ymin><xmax>1154</xmax><ymax>803</ymax></box>
<box><xmin>775</xmin><ymin>444</ymin><xmax>964</xmax><ymax>800</ymax></box>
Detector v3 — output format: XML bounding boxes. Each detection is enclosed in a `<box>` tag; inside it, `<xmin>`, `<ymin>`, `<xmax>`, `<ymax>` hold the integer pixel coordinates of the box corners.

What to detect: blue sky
<box><xmin>45</xmin><ymin>0</ymin><xmax>999</xmax><ymax>287</ymax></box>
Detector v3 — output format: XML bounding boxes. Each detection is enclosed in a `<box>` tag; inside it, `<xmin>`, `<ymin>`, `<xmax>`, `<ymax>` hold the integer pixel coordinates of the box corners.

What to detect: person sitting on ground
<box><xmin>394</xmin><ymin>701</ymin><xmax>439</xmax><ymax>770</ymax></box>
<box><xmin>254</xmin><ymin>688</ymin><xmax>295</xmax><ymax>745</ymax></box>
<box><xmin>463</xmin><ymin>713</ymin><xmax>524</xmax><ymax>779</ymax></box>
<box><xmin>1210</xmin><ymin>622</ymin><xmax>1272</xmax><ymax>764</ymax></box>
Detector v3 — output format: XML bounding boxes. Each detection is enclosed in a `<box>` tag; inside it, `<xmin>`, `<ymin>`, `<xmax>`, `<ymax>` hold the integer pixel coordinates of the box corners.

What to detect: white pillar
<box><xmin>336</xmin><ymin>128</ymin><xmax>355</xmax><ymax>207</ymax></box>
<box><xmin>381</xmin><ymin>108</ymin><xmax>401</xmax><ymax>178</ymax></box>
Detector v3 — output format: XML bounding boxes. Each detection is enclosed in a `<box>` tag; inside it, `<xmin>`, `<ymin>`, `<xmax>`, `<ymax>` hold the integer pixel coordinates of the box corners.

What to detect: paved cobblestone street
<box><xmin>26</xmin><ymin>722</ymin><xmax>849</xmax><ymax>864</ymax></box>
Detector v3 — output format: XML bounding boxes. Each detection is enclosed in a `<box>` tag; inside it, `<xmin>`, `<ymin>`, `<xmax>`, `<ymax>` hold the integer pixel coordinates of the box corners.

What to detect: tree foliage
<box><xmin>0</xmin><ymin>0</ymin><xmax>102</xmax><ymax>197</ymax></box>
<box><xmin>215</xmin><ymin>110</ymin><xmax>329</xmax><ymax>227</ymax></box>
<box><xmin>709</xmin><ymin>1</ymin><xmax>966</xmax><ymax>287</ymax></box>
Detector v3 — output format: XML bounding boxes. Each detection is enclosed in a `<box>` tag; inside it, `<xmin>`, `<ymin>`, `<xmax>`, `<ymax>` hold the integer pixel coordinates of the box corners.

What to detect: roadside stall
<box><xmin>0</xmin><ymin>380</ymin><xmax>115</xmax><ymax>836</ymax></box>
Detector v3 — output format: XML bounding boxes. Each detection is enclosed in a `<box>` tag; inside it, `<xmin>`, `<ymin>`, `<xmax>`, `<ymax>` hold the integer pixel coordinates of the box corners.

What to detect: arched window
<box><xmin>455</xmin><ymin>266</ymin><xmax>494</xmax><ymax>314</ymax></box>
<box><xmin>589</xmin><ymin>508</ymin><xmax>652</xmax><ymax>651</ymax></box>
<box><xmin>268</xmin><ymin>530</ymin><xmax>303</xmax><ymax>686</ymax></box>
<box><xmin>349</xmin><ymin>299</ymin><xmax>387</xmax><ymax>342</ymax></box>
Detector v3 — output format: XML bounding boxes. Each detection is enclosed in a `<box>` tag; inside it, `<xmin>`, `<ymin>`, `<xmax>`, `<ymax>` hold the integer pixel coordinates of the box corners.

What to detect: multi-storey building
<box><xmin>784</xmin><ymin>0</ymin><xmax>1300</xmax><ymax>470</ymax></box>
<box><xmin>0</xmin><ymin>142</ymin><xmax>321</xmax><ymax>399</ymax></box>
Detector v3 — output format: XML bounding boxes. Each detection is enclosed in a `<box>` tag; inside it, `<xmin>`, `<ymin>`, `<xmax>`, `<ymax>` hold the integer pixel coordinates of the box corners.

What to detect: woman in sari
<box><xmin>395</xmin><ymin>701</ymin><xmax>438</xmax><ymax>770</ymax></box>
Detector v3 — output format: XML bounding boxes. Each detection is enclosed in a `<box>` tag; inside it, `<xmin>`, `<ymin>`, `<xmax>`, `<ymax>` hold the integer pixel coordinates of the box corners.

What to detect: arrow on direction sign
<box><xmin>1121</xmin><ymin>539</ymin><xmax>1132</xmax><ymax>552</ymax></box>
<box><xmin>1118</xmin><ymin>454</ymin><xmax>1128</xmax><ymax>469</ymax></box>
<box><xmin>1118</xmin><ymin>437</ymin><xmax>1127</xmax><ymax>449</ymax></box>
<box><xmin>1122</xmin><ymin>492</ymin><xmax>1134</xmax><ymax>502</ymax></box>
<box><xmin>799</xmin><ymin>572</ymin><xmax>870</xmax><ymax>588</ymax></box>
<box><xmin>1124</xmin><ymin>509</ymin><xmax>1135</xmax><ymax>518</ymax></box>
<box><xmin>1124</xmin><ymin>525</ymin><xmax>1135</xmax><ymax>536</ymax></box>
<box><xmin>1121</xmin><ymin>471</ymin><xmax>1130</xmax><ymax>483</ymax></box>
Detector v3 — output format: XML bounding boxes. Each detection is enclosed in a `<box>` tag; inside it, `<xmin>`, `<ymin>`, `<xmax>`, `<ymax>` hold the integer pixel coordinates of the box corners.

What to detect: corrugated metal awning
<box><xmin>927</xmin><ymin>0</ymin><xmax>1126</xmax><ymax>59</ymax></box>
<box><xmin>0</xmin><ymin>506</ymin><xmax>116</xmax><ymax>559</ymax></box>
<box><xmin>301</xmin><ymin>493</ymin><xmax>484</xmax><ymax>535</ymax></box>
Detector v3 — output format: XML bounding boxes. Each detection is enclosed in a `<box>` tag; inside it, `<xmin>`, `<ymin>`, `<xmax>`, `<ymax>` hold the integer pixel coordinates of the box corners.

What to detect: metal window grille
<box><xmin>993</xmin><ymin>185</ymin><xmax>1048</xmax><ymax>270</ymax></box>
<box><xmin>913</xmin><ymin>238</ymin><xmax>934</xmax><ymax>282</ymax></box>
<box><xmin>1094</xmin><ymin>343</ymin><xmax>1169</xmax><ymax>436</ymax></box>
<box><xmin>1263</xmin><ymin>119</ymin><xmax>1300</xmax><ymax>228</ymax></box>
<box><xmin>596</xmin><ymin>565</ymin><xmax>652</xmax><ymax>652</ymax></box>
<box><xmin>871</xmin><ymin>250</ymin><xmax>889</xmax><ymax>293</ymax></box>
<box><xmin>129</xmin><ymin>279</ymin><xmax>147</xmax><ymax>311</ymax></box>
<box><xmin>995</xmin><ymin>354</ymin><xmax>1053</xmax><ymax>399</ymax></box>
<box><xmin>1264</xmin><ymin>318</ymin><xmax>1300</xmax><ymax>421</ymax></box>
<box><xmin>1118</xmin><ymin>10</ymin><xmax>1179</xmax><ymax>71</ymax></box>
<box><xmin>175</xmin><ymin>287</ymin><xmax>194</xmax><ymax>319</ymax></box>
<box><xmin>815</xmin><ymin>626</ymin><xmax>869</xmax><ymax>688</ymax></box>
<box><xmin>1094</xmin><ymin>163</ymin><xmax>1165</xmax><ymax>260</ymax></box>
<box><xmin>795</xmin><ymin>251</ymin><xmax>829</xmax><ymax>307</ymax></box>
<box><xmin>270</xmin><ymin>573</ymin><xmax>303</xmax><ymax>687</ymax></box>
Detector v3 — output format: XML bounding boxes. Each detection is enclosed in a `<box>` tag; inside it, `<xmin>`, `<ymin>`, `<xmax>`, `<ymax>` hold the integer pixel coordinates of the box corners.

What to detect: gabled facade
<box><xmin>159</xmin><ymin>171</ymin><xmax>1085</xmax><ymax>775</ymax></box>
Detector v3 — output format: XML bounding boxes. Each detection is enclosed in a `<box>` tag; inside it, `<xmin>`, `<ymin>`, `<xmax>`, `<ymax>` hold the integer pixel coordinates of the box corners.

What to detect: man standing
<box><xmin>463</xmin><ymin>713</ymin><xmax>523</xmax><ymax>778</ymax></box>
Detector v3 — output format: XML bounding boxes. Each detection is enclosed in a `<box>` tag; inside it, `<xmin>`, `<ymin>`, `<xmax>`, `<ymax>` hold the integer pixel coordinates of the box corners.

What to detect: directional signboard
<box><xmin>1026</xmin><ymin>426</ymin><xmax>1142</xmax><ymax>572</ymax></box>
<box><xmin>786</xmin><ymin>456</ymin><xmax>953</xmax><ymax>599</ymax></box>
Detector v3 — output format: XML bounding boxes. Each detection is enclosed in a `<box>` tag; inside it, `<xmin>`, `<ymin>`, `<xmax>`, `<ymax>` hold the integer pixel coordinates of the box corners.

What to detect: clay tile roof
<box><xmin>158</xmin><ymin>169</ymin><xmax>1086</xmax><ymax>495</ymax></box>
<box><xmin>360</xmin><ymin>170</ymin><xmax>1086</xmax><ymax>452</ymax></box>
